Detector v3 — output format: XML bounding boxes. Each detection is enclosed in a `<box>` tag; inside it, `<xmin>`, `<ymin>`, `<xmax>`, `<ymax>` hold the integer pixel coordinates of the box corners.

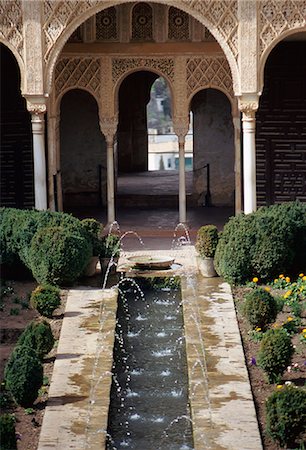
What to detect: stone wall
<box><xmin>60</xmin><ymin>89</ymin><xmax>107</xmax><ymax>206</ymax></box>
<box><xmin>192</xmin><ymin>89</ymin><xmax>235</xmax><ymax>207</ymax></box>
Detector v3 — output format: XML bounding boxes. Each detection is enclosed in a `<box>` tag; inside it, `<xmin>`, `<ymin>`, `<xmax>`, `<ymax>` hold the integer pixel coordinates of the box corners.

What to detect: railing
<box><xmin>194</xmin><ymin>163</ymin><xmax>212</xmax><ymax>207</ymax></box>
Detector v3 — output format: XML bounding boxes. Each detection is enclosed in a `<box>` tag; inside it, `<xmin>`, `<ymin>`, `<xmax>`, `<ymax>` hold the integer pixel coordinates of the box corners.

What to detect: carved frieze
<box><xmin>112</xmin><ymin>57</ymin><xmax>175</xmax><ymax>84</ymax></box>
<box><xmin>186</xmin><ymin>56</ymin><xmax>234</xmax><ymax>100</ymax></box>
<box><xmin>55</xmin><ymin>57</ymin><xmax>101</xmax><ymax>100</ymax></box>
<box><xmin>0</xmin><ymin>0</ymin><xmax>23</xmax><ymax>58</ymax></box>
<box><xmin>259</xmin><ymin>0</ymin><xmax>306</xmax><ymax>56</ymax></box>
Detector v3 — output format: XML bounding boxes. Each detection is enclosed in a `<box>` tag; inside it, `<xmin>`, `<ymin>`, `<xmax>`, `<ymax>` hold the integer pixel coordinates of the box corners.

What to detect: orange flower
<box><xmin>299</xmin><ymin>273</ymin><xmax>304</xmax><ymax>277</ymax></box>
<box><xmin>303</xmin><ymin>276</ymin><xmax>306</xmax><ymax>282</ymax></box>
<box><xmin>279</xmin><ymin>274</ymin><xmax>284</xmax><ymax>279</ymax></box>
<box><xmin>285</xmin><ymin>276</ymin><xmax>290</xmax><ymax>283</ymax></box>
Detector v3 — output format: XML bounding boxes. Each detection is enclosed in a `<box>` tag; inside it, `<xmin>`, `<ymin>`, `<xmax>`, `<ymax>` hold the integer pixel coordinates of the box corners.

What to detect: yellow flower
<box><xmin>255</xmin><ymin>327</ymin><xmax>262</xmax><ymax>332</ymax></box>
<box><xmin>274</xmin><ymin>279</ymin><xmax>278</xmax><ymax>283</ymax></box>
<box><xmin>285</xmin><ymin>277</ymin><xmax>290</xmax><ymax>283</ymax></box>
<box><xmin>276</xmin><ymin>385</ymin><xmax>283</xmax><ymax>389</ymax></box>
<box><xmin>303</xmin><ymin>329</ymin><xmax>306</xmax><ymax>333</ymax></box>
<box><xmin>264</xmin><ymin>287</ymin><xmax>271</xmax><ymax>292</ymax></box>
<box><xmin>279</xmin><ymin>274</ymin><xmax>284</xmax><ymax>279</ymax></box>
<box><xmin>272</xmin><ymin>323</ymin><xmax>280</xmax><ymax>329</ymax></box>
<box><xmin>287</xmin><ymin>317</ymin><xmax>293</xmax><ymax>322</ymax></box>
<box><xmin>303</xmin><ymin>276</ymin><xmax>306</xmax><ymax>282</ymax></box>
<box><xmin>299</xmin><ymin>273</ymin><xmax>304</xmax><ymax>277</ymax></box>
<box><xmin>252</xmin><ymin>277</ymin><xmax>258</xmax><ymax>283</ymax></box>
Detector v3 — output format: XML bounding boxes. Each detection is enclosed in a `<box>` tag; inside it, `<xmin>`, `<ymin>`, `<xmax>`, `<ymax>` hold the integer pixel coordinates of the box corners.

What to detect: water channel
<box><xmin>106</xmin><ymin>277</ymin><xmax>194</xmax><ymax>450</ymax></box>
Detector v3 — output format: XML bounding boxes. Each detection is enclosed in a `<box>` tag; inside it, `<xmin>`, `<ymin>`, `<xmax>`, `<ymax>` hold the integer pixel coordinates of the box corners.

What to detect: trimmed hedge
<box><xmin>0</xmin><ymin>414</ymin><xmax>17</xmax><ymax>449</ymax></box>
<box><xmin>4</xmin><ymin>345</ymin><xmax>43</xmax><ymax>407</ymax></box>
<box><xmin>196</xmin><ymin>225</ymin><xmax>219</xmax><ymax>258</ymax></box>
<box><xmin>266</xmin><ymin>385</ymin><xmax>306</xmax><ymax>447</ymax></box>
<box><xmin>243</xmin><ymin>287</ymin><xmax>277</xmax><ymax>330</ymax></box>
<box><xmin>30</xmin><ymin>284</ymin><xmax>61</xmax><ymax>317</ymax></box>
<box><xmin>214</xmin><ymin>201</ymin><xmax>306</xmax><ymax>285</ymax></box>
<box><xmin>18</xmin><ymin>319</ymin><xmax>54</xmax><ymax>360</ymax></box>
<box><xmin>0</xmin><ymin>208</ymin><xmax>93</xmax><ymax>286</ymax></box>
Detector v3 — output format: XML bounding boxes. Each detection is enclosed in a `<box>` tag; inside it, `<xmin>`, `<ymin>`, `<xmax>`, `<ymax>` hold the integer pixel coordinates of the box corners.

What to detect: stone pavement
<box><xmin>38</xmin><ymin>247</ymin><xmax>262</xmax><ymax>450</ymax></box>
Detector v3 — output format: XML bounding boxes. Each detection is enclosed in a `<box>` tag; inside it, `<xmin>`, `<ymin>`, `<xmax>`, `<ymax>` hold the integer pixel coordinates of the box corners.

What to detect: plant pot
<box><xmin>100</xmin><ymin>257</ymin><xmax>118</xmax><ymax>275</ymax></box>
<box><xmin>84</xmin><ymin>256</ymin><xmax>99</xmax><ymax>277</ymax></box>
<box><xmin>197</xmin><ymin>256</ymin><xmax>217</xmax><ymax>278</ymax></box>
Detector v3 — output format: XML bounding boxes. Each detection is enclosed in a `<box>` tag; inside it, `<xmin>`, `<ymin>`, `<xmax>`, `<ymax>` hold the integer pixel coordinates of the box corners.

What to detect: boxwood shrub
<box><xmin>18</xmin><ymin>319</ymin><xmax>54</xmax><ymax>360</ymax></box>
<box><xmin>243</xmin><ymin>287</ymin><xmax>277</xmax><ymax>330</ymax></box>
<box><xmin>257</xmin><ymin>328</ymin><xmax>294</xmax><ymax>383</ymax></box>
<box><xmin>0</xmin><ymin>413</ymin><xmax>17</xmax><ymax>449</ymax></box>
<box><xmin>4</xmin><ymin>345</ymin><xmax>43</xmax><ymax>407</ymax></box>
<box><xmin>266</xmin><ymin>385</ymin><xmax>306</xmax><ymax>447</ymax></box>
<box><xmin>195</xmin><ymin>225</ymin><xmax>219</xmax><ymax>258</ymax></box>
<box><xmin>30</xmin><ymin>284</ymin><xmax>61</xmax><ymax>317</ymax></box>
<box><xmin>29</xmin><ymin>226</ymin><xmax>91</xmax><ymax>285</ymax></box>
<box><xmin>214</xmin><ymin>201</ymin><xmax>306</xmax><ymax>285</ymax></box>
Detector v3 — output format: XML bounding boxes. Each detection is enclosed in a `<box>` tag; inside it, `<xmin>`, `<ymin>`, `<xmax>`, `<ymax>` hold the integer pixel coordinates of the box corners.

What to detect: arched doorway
<box><xmin>257</xmin><ymin>36</ymin><xmax>306</xmax><ymax>206</ymax></box>
<box><xmin>59</xmin><ymin>89</ymin><xmax>107</xmax><ymax>212</ymax></box>
<box><xmin>191</xmin><ymin>89</ymin><xmax>235</xmax><ymax>211</ymax></box>
<box><xmin>0</xmin><ymin>44</ymin><xmax>33</xmax><ymax>208</ymax></box>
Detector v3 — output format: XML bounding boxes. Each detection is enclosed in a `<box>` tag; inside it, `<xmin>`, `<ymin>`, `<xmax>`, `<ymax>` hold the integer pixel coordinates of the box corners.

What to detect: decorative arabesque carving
<box><xmin>55</xmin><ymin>57</ymin><xmax>101</xmax><ymax>100</ymax></box>
<box><xmin>112</xmin><ymin>58</ymin><xmax>175</xmax><ymax>84</ymax></box>
<box><xmin>96</xmin><ymin>7</ymin><xmax>117</xmax><ymax>41</ymax></box>
<box><xmin>181</xmin><ymin>0</ymin><xmax>238</xmax><ymax>58</ymax></box>
<box><xmin>0</xmin><ymin>0</ymin><xmax>23</xmax><ymax>58</ymax></box>
<box><xmin>168</xmin><ymin>6</ymin><xmax>190</xmax><ymax>41</ymax></box>
<box><xmin>131</xmin><ymin>2</ymin><xmax>153</xmax><ymax>41</ymax></box>
<box><xmin>186</xmin><ymin>57</ymin><xmax>234</xmax><ymax>100</ymax></box>
<box><xmin>259</xmin><ymin>0</ymin><xmax>306</xmax><ymax>55</ymax></box>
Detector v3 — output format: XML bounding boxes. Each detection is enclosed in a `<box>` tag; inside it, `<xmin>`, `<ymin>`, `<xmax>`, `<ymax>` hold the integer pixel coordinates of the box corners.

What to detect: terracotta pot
<box><xmin>197</xmin><ymin>256</ymin><xmax>217</xmax><ymax>278</ymax></box>
<box><xmin>84</xmin><ymin>256</ymin><xmax>99</xmax><ymax>277</ymax></box>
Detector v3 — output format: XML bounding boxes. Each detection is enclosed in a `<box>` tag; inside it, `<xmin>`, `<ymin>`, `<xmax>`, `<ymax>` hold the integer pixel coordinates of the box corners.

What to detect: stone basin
<box><xmin>127</xmin><ymin>255</ymin><xmax>175</xmax><ymax>270</ymax></box>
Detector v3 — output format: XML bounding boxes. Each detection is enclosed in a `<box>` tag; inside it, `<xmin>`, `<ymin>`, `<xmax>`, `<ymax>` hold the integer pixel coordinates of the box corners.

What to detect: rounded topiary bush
<box><xmin>243</xmin><ymin>287</ymin><xmax>277</xmax><ymax>330</ymax></box>
<box><xmin>18</xmin><ymin>319</ymin><xmax>54</xmax><ymax>360</ymax></box>
<box><xmin>30</xmin><ymin>284</ymin><xmax>61</xmax><ymax>317</ymax></box>
<box><xmin>4</xmin><ymin>345</ymin><xmax>43</xmax><ymax>407</ymax></box>
<box><xmin>81</xmin><ymin>218</ymin><xmax>103</xmax><ymax>256</ymax></box>
<box><xmin>0</xmin><ymin>413</ymin><xmax>17</xmax><ymax>449</ymax></box>
<box><xmin>196</xmin><ymin>225</ymin><xmax>219</xmax><ymax>258</ymax></box>
<box><xmin>257</xmin><ymin>328</ymin><xmax>294</xmax><ymax>383</ymax></box>
<box><xmin>214</xmin><ymin>201</ymin><xmax>306</xmax><ymax>285</ymax></box>
<box><xmin>266</xmin><ymin>385</ymin><xmax>306</xmax><ymax>447</ymax></box>
<box><xmin>29</xmin><ymin>226</ymin><xmax>92</xmax><ymax>286</ymax></box>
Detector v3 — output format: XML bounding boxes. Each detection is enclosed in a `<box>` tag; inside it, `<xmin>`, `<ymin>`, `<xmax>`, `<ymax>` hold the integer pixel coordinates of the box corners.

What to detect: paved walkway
<box><xmin>38</xmin><ymin>247</ymin><xmax>262</xmax><ymax>450</ymax></box>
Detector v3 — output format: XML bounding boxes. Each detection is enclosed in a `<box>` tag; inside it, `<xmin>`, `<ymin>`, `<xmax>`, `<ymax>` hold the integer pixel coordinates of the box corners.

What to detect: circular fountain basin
<box><xmin>127</xmin><ymin>255</ymin><xmax>175</xmax><ymax>270</ymax></box>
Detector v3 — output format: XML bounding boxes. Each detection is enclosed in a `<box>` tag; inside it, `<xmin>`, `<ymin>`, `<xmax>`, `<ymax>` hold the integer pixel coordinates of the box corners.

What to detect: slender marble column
<box><xmin>232</xmin><ymin>115</ymin><xmax>242</xmax><ymax>214</ymax></box>
<box><xmin>178</xmin><ymin>137</ymin><xmax>187</xmax><ymax>223</ymax></box>
<box><xmin>100</xmin><ymin>117</ymin><xmax>118</xmax><ymax>224</ymax></box>
<box><xmin>31</xmin><ymin>112</ymin><xmax>48</xmax><ymax>210</ymax></box>
<box><xmin>242</xmin><ymin>108</ymin><xmax>257</xmax><ymax>214</ymax></box>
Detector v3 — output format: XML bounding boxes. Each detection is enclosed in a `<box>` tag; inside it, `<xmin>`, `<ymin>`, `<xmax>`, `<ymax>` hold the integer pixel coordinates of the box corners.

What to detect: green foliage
<box><xmin>18</xmin><ymin>319</ymin><xmax>54</xmax><ymax>360</ymax></box>
<box><xmin>243</xmin><ymin>288</ymin><xmax>277</xmax><ymax>330</ymax></box>
<box><xmin>196</xmin><ymin>225</ymin><xmax>219</xmax><ymax>258</ymax></box>
<box><xmin>257</xmin><ymin>328</ymin><xmax>294</xmax><ymax>383</ymax></box>
<box><xmin>214</xmin><ymin>201</ymin><xmax>306</xmax><ymax>285</ymax></box>
<box><xmin>30</xmin><ymin>284</ymin><xmax>61</xmax><ymax>317</ymax></box>
<box><xmin>100</xmin><ymin>234</ymin><xmax>120</xmax><ymax>259</ymax></box>
<box><xmin>9</xmin><ymin>308</ymin><xmax>19</xmax><ymax>316</ymax></box>
<box><xmin>266</xmin><ymin>385</ymin><xmax>306</xmax><ymax>447</ymax></box>
<box><xmin>4</xmin><ymin>345</ymin><xmax>43</xmax><ymax>407</ymax></box>
<box><xmin>0</xmin><ymin>208</ymin><xmax>93</xmax><ymax>286</ymax></box>
<box><xmin>81</xmin><ymin>219</ymin><xmax>103</xmax><ymax>256</ymax></box>
<box><xmin>0</xmin><ymin>414</ymin><xmax>17</xmax><ymax>449</ymax></box>
<box><xmin>29</xmin><ymin>226</ymin><xmax>91</xmax><ymax>286</ymax></box>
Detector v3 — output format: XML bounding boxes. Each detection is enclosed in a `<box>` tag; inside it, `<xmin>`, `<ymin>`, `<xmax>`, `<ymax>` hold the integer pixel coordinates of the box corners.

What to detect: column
<box><xmin>173</xmin><ymin>117</ymin><xmax>189</xmax><ymax>224</ymax></box>
<box><xmin>232</xmin><ymin>114</ymin><xmax>242</xmax><ymax>214</ymax></box>
<box><xmin>240</xmin><ymin>100</ymin><xmax>258</xmax><ymax>214</ymax></box>
<box><xmin>100</xmin><ymin>118</ymin><xmax>118</xmax><ymax>224</ymax></box>
<box><xmin>27</xmin><ymin>102</ymin><xmax>48</xmax><ymax>210</ymax></box>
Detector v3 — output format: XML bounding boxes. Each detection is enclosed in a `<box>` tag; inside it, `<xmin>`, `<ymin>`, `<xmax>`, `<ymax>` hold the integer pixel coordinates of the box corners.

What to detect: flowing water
<box><xmin>106</xmin><ymin>278</ymin><xmax>194</xmax><ymax>450</ymax></box>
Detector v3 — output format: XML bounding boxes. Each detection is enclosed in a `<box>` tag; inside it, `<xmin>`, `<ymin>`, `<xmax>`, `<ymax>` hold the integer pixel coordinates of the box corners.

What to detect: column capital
<box><xmin>238</xmin><ymin>94</ymin><xmax>259</xmax><ymax>120</ymax></box>
<box><xmin>173</xmin><ymin>116</ymin><xmax>189</xmax><ymax>142</ymax></box>
<box><xmin>25</xmin><ymin>95</ymin><xmax>47</xmax><ymax>115</ymax></box>
<box><xmin>99</xmin><ymin>116</ymin><xmax>118</xmax><ymax>144</ymax></box>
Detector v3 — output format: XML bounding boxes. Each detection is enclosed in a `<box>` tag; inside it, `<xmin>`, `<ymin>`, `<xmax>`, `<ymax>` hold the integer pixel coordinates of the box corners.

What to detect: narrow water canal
<box><xmin>106</xmin><ymin>277</ymin><xmax>194</xmax><ymax>450</ymax></box>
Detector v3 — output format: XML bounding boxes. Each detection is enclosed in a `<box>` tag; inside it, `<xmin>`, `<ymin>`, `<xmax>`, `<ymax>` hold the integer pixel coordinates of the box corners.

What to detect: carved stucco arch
<box><xmin>55</xmin><ymin>86</ymin><xmax>100</xmax><ymax>117</ymax></box>
<box><xmin>259</xmin><ymin>26</ymin><xmax>306</xmax><ymax>93</ymax></box>
<box><xmin>113</xmin><ymin>66</ymin><xmax>175</xmax><ymax>118</ymax></box>
<box><xmin>44</xmin><ymin>0</ymin><xmax>240</xmax><ymax>95</ymax></box>
<box><xmin>188</xmin><ymin>85</ymin><xmax>236</xmax><ymax>114</ymax></box>
<box><xmin>0</xmin><ymin>38</ymin><xmax>25</xmax><ymax>93</ymax></box>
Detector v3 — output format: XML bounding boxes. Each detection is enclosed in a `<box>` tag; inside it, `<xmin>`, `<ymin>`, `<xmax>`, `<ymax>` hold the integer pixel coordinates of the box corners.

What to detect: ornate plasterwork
<box><xmin>259</xmin><ymin>0</ymin><xmax>306</xmax><ymax>56</ymax></box>
<box><xmin>0</xmin><ymin>0</ymin><xmax>23</xmax><ymax>58</ymax></box>
<box><xmin>112</xmin><ymin>57</ymin><xmax>175</xmax><ymax>84</ymax></box>
<box><xmin>55</xmin><ymin>57</ymin><xmax>101</xmax><ymax>100</ymax></box>
<box><xmin>186</xmin><ymin>56</ymin><xmax>234</xmax><ymax>100</ymax></box>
